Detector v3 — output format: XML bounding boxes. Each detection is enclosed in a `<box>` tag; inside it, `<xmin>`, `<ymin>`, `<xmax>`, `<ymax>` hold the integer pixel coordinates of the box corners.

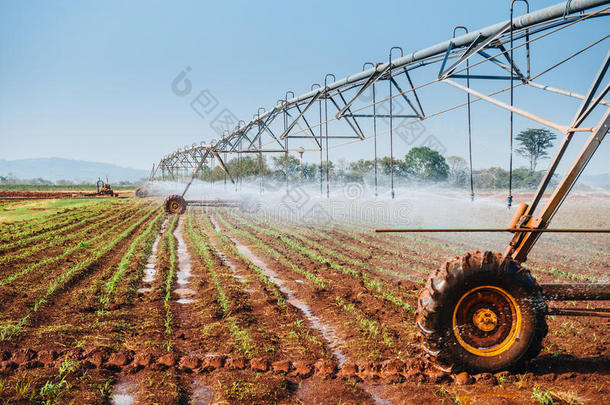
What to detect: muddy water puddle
<box><xmin>111</xmin><ymin>377</ymin><xmax>136</xmax><ymax>405</ymax></box>
<box><xmin>174</xmin><ymin>219</ymin><xmax>195</xmax><ymax>304</ymax></box>
<box><xmin>137</xmin><ymin>219</ymin><xmax>167</xmax><ymax>294</ymax></box>
<box><xmin>190</xmin><ymin>379</ymin><xmax>214</xmax><ymax>404</ymax></box>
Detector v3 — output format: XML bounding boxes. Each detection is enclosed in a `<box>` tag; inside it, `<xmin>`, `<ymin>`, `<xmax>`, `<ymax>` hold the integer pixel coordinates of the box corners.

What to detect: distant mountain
<box><xmin>580</xmin><ymin>173</ymin><xmax>610</xmax><ymax>187</ymax></box>
<box><xmin>0</xmin><ymin>158</ymin><xmax>149</xmax><ymax>183</ymax></box>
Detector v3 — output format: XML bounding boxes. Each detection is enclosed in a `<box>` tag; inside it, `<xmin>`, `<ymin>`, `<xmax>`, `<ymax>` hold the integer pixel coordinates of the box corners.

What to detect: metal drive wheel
<box><xmin>135</xmin><ymin>187</ymin><xmax>148</xmax><ymax>198</ymax></box>
<box><xmin>416</xmin><ymin>251</ymin><xmax>547</xmax><ymax>372</ymax></box>
<box><xmin>163</xmin><ymin>194</ymin><xmax>187</xmax><ymax>214</ymax></box>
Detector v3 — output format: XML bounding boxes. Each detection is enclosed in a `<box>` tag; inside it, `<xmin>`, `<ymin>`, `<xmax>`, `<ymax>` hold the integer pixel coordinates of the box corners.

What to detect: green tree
<box><xmin>379</xmin><ymin>157</ymin><xmax>404</xmax><ymax>176</ymax></box>
<box><xmin>402</xmin><ymin>147</ymin><xmax>449</xmax><ymax>181</ymax></box>
<box><xmin>515</xmin><ymin>128</ymin><xmax>557</xmax><ymax>171</ymax></box>
<box><xmin>349</xmin><ymin>159</ymin><xmax>374</xmax><ymax>175</ymax></box>
<box><xmin>271</xmin><ymin>154</ymin><xmax>301</xmax><ymax>181</ymax></box>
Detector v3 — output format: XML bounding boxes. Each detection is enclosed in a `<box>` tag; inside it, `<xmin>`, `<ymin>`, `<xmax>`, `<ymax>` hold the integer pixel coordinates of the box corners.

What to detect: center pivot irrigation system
<box><xmin>144</xmin><ymin>0</ymin><xmax>610</xmax><ymax>372</ymax></box>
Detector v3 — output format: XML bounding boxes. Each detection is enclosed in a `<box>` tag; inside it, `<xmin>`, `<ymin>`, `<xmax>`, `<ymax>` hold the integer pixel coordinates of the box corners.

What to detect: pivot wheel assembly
<box><xmin>416</xmin><ymin>251</ymin><xmax>547</xmax><ymax>372</ymax></box>
<box><xmin>135</xmin><ymin>187</ymin><xmax>148</xmax><ymax>198</ymax></box>
<box><xmin>164</xmin><ymin>194</ymin><xmax>187</xmax><ymax>215</ymax></box>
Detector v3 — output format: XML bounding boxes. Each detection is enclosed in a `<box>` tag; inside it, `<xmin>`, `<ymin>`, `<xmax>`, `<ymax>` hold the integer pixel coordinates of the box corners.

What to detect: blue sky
<box><xmin>0</xmin><ymin>0</ymin><xmax>608</xmax><ymax>175</ymax></box>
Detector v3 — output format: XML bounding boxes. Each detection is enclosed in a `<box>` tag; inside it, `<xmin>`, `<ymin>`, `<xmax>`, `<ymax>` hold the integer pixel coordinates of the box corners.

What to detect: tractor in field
<box><xmin>81</xmin><ymin>177</ymin><xmax>118</xmax><ymax>197</ymax></box>
<box><xmin>96</xmin><ymin>177</ymin><xmax>118</xmax><ymax>197</ymax></box>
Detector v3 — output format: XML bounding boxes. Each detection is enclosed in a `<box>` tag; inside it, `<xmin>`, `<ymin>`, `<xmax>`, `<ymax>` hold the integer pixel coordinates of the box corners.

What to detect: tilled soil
<box><xmin>0</xmin><ymin>199</ymin><xmax>608</xmax><ymax>404</ymax></box>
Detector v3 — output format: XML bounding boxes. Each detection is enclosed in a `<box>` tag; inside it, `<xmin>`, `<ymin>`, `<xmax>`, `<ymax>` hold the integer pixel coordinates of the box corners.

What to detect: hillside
<box><xmin>0</xmin><ymin>158</ymin><xmax>149</xmax><ymax>183</ymax></box>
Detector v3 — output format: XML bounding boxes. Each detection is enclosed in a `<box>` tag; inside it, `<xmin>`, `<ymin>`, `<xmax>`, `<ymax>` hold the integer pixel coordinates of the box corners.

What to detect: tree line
<box><xmin>201</xmin><ymin>128</ymin><xmax>557</xmax><ymax>189</ymax></box>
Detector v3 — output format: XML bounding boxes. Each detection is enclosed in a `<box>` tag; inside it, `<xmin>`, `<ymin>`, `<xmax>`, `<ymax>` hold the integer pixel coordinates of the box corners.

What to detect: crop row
<box><xmin>187</xmin><ymin>211</ymin><xmax>265</xmax><ymax>357</ymax></box>
<box><xmin>0</xmin><ymin>205</ymin><xmax>153</xmax><ymax>287</ymax></box>
<box><xmin>0</xmin><ymin>205</ymin><xmax>143</xmax><ymax>267</ymax></box>
<box><xmin>223</xmin><ymin>209</ymin><xmax>414</xmax><ymax>313</ymax></box>
<box><xmin>0</xmin><ymin>203</ymin><xmax>117</xmax><ymax>252</ymax></box>
<box><xmin>99</xmin><ymin>210</ymin><xmax>165</xmax><ymax>309</ymax></box>
<box><xmin>0</xmin><ymin>207</ymin><xmax>156</xmax><ymax>341</ymax></box>
<box><xmin>163</xmin><ymin>214</ymin><xmax>179</xmax><ymax>349</ymax></box>
<box><xmin>215</xmin><ymin>209</ymin><xmax>416</xmax><ymax>361</ymax></box>
<box><xmin>214</xmin><ymin>213</ymin><xmax>327</xmax><ymax>290</ymax></box>
<box><xmin>192</xmin><ymin>209</ymin><xmax>329</xmax><ymax>360</ymax></box>
<box><xmin>0</xmin><ymin>199</ymin><xmax>120</xmax><ymax>241</ymax></box>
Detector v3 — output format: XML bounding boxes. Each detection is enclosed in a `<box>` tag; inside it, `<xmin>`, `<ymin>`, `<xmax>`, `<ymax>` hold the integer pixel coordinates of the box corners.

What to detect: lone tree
<box><xmin>516</xmin><ymin>128</ymin><xmax>557</xmax><ymax>171</ymax></box>
<box><xmin>446</xmin><ymin>155</ymin><xmax>468</xmax><ymax>186</ymax></box>
<box><xmin>402</xmin><ymin>146</ymin><xmax>449</xmax><ymax>181</ymax></box>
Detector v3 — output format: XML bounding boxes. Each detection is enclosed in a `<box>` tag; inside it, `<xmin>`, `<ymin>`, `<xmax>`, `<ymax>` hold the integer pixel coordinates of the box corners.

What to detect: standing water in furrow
<box><xmin>113</xmin><ymin>218</ymin><xmax>168</xmax><ymax>405</ymax></box>
<box><xmin>137</xmin><ymin>219</ymin><xmax>167</xmax><ymax>294</ymax></box>
<box><xmin>209</xmin><ymin>212</ymin><xmax>396</xmax><ymax>404</ymax></box>
<box><xmin>208</xmin><ymin>213</ymin><xmax>347</xmax><ymax>365</ymax></box>
<box><xmin>173</xmin><ymin>218</ymin><xmax>195</xmax><ymax>304</ymax></box>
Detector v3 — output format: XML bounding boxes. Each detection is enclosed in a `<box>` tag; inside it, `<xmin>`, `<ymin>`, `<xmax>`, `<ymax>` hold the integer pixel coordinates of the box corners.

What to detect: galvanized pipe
<box><xmin>542</xmin><ymin>283</ymin><xmax>610</xmax><ymax>300</ymax></box>
<box><xmin>548</xmin><ymin>308</ymin><xmax>610</xmax><ymax>317</ymax></box>
<box><xmin>375</xmin><ymin>228</ymin><xmax>610</xmax><ymax>232</ymax></box>
<box><xmin>209</xmin><ymin>0</ymin><xmax>609</xmax><ymax>151</ymax></box>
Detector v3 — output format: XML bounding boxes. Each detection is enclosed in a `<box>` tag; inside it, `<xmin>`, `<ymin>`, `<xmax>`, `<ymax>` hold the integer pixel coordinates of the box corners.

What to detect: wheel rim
<box><xmin>452</xmin><ymin>285</ymin><xmax>521</xmax><ymax>357</ymax></box>
<box><xmin>169</xmin><ymin>201</ymin><xmax>182</xmax><ymax>213</ymax></box>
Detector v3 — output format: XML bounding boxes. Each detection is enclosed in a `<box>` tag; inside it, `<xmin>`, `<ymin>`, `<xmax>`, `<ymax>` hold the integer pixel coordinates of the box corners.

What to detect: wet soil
<box><xmin>0</xmin><ymin>198</ymin><xmax>608</xmax><ymax>404</ymax></box>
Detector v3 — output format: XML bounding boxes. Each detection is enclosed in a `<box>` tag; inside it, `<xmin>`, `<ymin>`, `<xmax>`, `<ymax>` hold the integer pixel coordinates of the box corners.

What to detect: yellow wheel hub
<box><xmin>452</xmin><ymin>285</ymin><xmax>522</xmax><ymax>357</ymax></box>
<box><xmin>170</xmin><ymin>201</ymin><xmax>181</xmax><ymax>212</ymax></box>
<box><xmin>472</xmin><ymin>308</ymin><xmax>498</xmax><ymax>332</ymax></box>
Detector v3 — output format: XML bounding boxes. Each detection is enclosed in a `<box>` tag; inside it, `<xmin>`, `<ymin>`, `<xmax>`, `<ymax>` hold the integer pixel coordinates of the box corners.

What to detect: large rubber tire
<box><xmin>164</xmin><ymin>194</ymin><xmax>187</xmax><ymax>215</ymax></box>
<box><xmin>135</xmin><ymin>187</ymin><xmax>148</xmax><ymax>198</ymax></box>
<box><xmin>416</xmin><ymin>251</ymin><xmax>547</xmax><ymax>373</ymax></box>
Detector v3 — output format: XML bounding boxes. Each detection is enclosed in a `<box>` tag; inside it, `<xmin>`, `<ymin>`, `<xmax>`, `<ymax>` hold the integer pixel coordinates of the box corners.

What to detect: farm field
<box><xmin>0</xmin><ymin>193</ymin><xmax>608</xmax><ymax>404</ymax></box>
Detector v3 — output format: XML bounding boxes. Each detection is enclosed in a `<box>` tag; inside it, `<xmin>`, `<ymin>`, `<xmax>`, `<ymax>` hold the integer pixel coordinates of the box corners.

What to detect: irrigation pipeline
<box><xmin>375</xmin><ymin>228</ymin><xmax>610</xmax><ymax>233</ymax></box>
<box><xmin>262</xmin><ymin>31</ymin><xmax>610</xmax><ymax>153</ymax></box>
<box><xmin>248</xmin><ymin>6</ymin><xmax>610</xmax><ymax>152</ymax></box>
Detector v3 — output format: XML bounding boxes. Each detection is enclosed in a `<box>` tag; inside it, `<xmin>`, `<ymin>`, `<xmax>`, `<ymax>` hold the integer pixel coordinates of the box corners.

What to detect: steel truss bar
<box><xmin>527</xmin><ymin>80</ymin><xmax>610</xmax><ymax>106</ymax></box>
<box><xmin>440</xmin><ymin>23</ymin><xmax>511</xmax><ymax>79</ymax></box>
<box><xmin>279</xmin><ymin>92</ymin><xmax>322</xmax><ymax>139</ymax></box>
<box><xmin>389</xmin><ymin>77</ymin><xmax>424</xmax><ymax>119</ymax></box>
<box><xmin>497</xmin><ymin>43</ymin><xmax>528</xmax><ymax>80</ymax></box>
<box><xmin>511</xmin><ymin>96</ymin><xmax>610</xmax><ymax>262</ymax></box>
<box><xmin>403</xmin><ymin>67</ymin><xmax>425</xmax><ymax>118</ymax></box>
<box><xmin>344</xmin><ymin>114</ymin><xmax>419</xmax><ymax>118</ymax></box>
<box><xmin>327</xmin><ymin>95</ymin><xmax>365</xmax><ymax>139</ymax></box>
<box><xmin>476</xmin><ymin>49</ymin><xmax>521</xmax><ymax>78</ymax></box>
<box><xmin>246</xmin><ymin>112</ymin><xmax>275</xmax><ymax>150</ymax></box>
<box><xmin>212</xmin><ymin>151</ymin><xmax>235</xmax><ymax>184</ymax></box>
<box><xmin>336</xmin><ymin>91</ymin><xmax>366</xmax><ymax>139</ymax></box>
<box><xmin>335</xmin><ymin>65</ymin><xmax>391</xmax><ymax>118</ymax></box>
<box><xmin>443</xmin><ymin>79</ymin><xmax>573</xmax><ymax>132</ymax></box>
<box><xmin>449</xmin><ymin>74</ymin><xmax>521</xmax><ymax>80</ymax></box>
<box><xmin>291</xmin><ymin>105</ymin><xmax>322</xmax><ymax>148</ymax></box>
<box><xmin>286</xmin><ymin>136</ymin><xmax>362</xmax><ymax>139</ymax></box>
